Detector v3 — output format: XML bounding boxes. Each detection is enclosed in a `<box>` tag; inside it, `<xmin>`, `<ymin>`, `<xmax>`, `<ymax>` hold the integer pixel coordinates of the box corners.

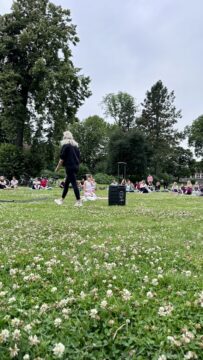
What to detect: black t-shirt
<box><xmin>60</xmin><ymin>144</ymin><xmax>80</xmax><ymax>171</ymax></box>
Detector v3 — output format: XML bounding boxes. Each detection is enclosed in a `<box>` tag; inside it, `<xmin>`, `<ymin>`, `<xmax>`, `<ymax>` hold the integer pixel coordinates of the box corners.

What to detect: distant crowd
<box><xmin>111</xmin><ymin>176</ymin><xmax>203</xmax><ymax>196</ymax></box>
<box><xmin>0</xmin><ymin>176</ymin><xmax>51</xmax><ymax>190</ymax></box>
<box><xmin>1</xmin><ymin>174</ymin><xmax>203</xmax><ymax>197</ymax></box>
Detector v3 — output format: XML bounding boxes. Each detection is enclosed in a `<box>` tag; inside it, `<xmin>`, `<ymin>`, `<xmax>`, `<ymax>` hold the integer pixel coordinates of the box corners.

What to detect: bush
<box><xmin>0</xmin><ymin>143</ymin><xmax>24</xmax><ymax>179</ymax></box>
<box><xmin>40</xmin><ymin>168</ymin><xmax>65</xmax><ymax>179</ymax></box>
<box><xmin>24</xmin><ymin>149</ymin><xmax>45</xmax><ymax>177</ymax></box>
<box><xmin>94</xmin><ymin>160</ymin><xmax>108</xmax><ymax>173</ymax></box>
<box><xmin>94</xmin><ymin>173</ymin><xmax>114</xmax><ymax>184</ymax></box>
<box><xmin>77</xmin><ymin>163</ymin><xmax>90</xmax><ymax>180</ymax></box>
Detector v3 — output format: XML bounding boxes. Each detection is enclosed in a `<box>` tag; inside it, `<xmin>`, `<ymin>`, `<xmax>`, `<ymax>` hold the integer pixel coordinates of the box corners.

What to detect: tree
<box><xmin>0</xmin><ymin>143</ymin><xmax>24</xmax><ymax>178</ymax></box>
<box><xmin>69</xmin><ymin>116</ymin><xmax>111</xmax><ymax>172</ymax></box>
<box><xmin>0</xmin><ymin>0</ymin><xmax>91</xmax><ymax>147</ymax></box>
<box><xmin>108</xmin><ymin>128</ymin><xmax>151</xmax><ymax>180</ymax></box>
<box><xmin>164</xmin><ymin>146</ymin><xmax>195</xmax><ymax>181</ymax></box>
<box><xmin>187</xmin><ymin>115</ymin><xmax>203</xmax><ymax>157</ymax></box>
<box><xmin>137</xmin><ymin>80</ymin><xmax>182</xmax><ymax>174</ymax></box>
<box><xmin>102</xmin><ymin>92</ymin><xmax>138</xmax><ymax>131</ymax></box>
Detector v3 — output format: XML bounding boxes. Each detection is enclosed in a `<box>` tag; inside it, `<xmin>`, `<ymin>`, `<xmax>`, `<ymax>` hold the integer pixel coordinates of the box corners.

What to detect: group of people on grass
<box><xmin>31</xmin><ymin>177</ymin><xmax>51</xmax><ymax>190</ymax></box>
<box><xmin>0</xmin><ymin>176</ymin><xmax>18</xmax><ymax>189</ymax></box>
<box><xmin>111</xmin><ymin>177</ymin><xmax>203</xmax><ymax>196</ymax></box>
<box><xmin>171</xmin><ymin>180</ymin><xmax>203</xmax><ymax>195</ymax></box>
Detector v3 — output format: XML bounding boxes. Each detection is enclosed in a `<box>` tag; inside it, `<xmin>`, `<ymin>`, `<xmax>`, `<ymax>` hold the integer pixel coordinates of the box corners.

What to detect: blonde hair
<box><xmin>60</xmin><ymin>131</ymin><xmax>78</xmax><ymax>147</ymax></box>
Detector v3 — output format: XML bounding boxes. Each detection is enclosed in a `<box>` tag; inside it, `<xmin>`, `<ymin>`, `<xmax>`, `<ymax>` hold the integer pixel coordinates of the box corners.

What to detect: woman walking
<box><xmin>55</xmin><ymin>131</ymin><xmax>82</xmax><ymax>207</ymax></box>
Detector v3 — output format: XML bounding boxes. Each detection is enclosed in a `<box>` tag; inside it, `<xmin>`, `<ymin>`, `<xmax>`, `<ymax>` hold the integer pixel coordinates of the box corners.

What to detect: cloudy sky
<box><xmin>1</xmin><ymin>0</ymin><xmax>203</xmax><ymax>130</ymax></box>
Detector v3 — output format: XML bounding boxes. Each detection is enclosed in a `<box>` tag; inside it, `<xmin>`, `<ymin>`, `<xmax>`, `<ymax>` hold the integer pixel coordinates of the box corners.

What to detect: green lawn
<box><xmin>0</xmin><ymin>188</ymin><xmax>203</xmax><ymax>359</ymax></box>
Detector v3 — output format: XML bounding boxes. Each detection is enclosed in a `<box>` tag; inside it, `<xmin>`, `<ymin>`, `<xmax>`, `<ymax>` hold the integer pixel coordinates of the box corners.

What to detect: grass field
<box><xmin>0</xmin><ymin>188</ymin><xmax>203</xmax><ymax>359</ymax></box>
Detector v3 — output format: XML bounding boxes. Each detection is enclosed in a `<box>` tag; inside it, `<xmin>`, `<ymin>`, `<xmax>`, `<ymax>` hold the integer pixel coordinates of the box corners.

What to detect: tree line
<box><xmin>0</xmin><ymin>0</ymin><xmax>203</xmax><ymax>181</ymax></box>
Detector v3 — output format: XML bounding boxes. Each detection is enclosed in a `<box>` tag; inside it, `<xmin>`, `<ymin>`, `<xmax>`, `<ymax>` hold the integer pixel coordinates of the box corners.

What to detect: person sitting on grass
<box><xmin>32</xmin><ymin>178</ymin><xmax>41</xmax><ymax>189</ymax></box>
<box><xmin>10</xmin><ymin>176</ymin><xmax>18</xmax><ymax>189</ymax></box>
<box><xmin>155</xmin><ymin>181</ymin><xmax>161</xmax><ymax>191</ymax></box>
<box><xmin>0</xmin><ymin>176</ymin><xmax>7</xmax><ymax>189</ymax></box>
<box><xmin>171</xmin><ymin>182</ymin><xmax>179</xmax><ymax>193</ymax></box>
<box><xmin>180</xmin><ymin>183</ymin><xmax>186</xmax><ymax>194</ymax></box>
<box><xmin>126</xmin><ymin>179</ymin><xmax>135</xmax><ymax>192</ymax></box>
<box><xmin>139</xmin><ymin>180</ymin><xmax>151</xmax><ymax>193</ymax></box>
<box><xmin>40</xmin><ymin>177</ymin><xmax>48</xmax><ymax>189</ymax></box>
<box><xmin>185</xmin><ymin>180</ymin><xmax>193</xmax><ymax>195</ymax></box>
<box><xmin>83</xmin><ymin>175</ymin><xmax>97</xmax><ymax>201</ymax></box>
<box><xmin>193</xmin><ymin>181</ymin><xmax>200</xmax><ymax>195</ymax></box>
<box><xmin>110</xmin><ymin>179</ymin><xmax>118</xmax><ymax>186</ymax></box>
<box><xmin>121</xmin><ymin>178</ymin><xmax>126</xmax><ymax>186</ymax></box>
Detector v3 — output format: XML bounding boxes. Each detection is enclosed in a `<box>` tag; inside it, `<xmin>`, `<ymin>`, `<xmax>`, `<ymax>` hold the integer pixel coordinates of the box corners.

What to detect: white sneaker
<box><xmin>74</xmin><ymin>201</ymin><xmax>82</xmax><ymax>207</ymax></box>
<box><xmin>54</xmin><ymin>199</ymin><xmax>63</xmax><ymax>205</ymax></box>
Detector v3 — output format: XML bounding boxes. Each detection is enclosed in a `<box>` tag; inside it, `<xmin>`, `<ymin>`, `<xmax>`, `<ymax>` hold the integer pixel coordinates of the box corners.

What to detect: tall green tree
<box><xmin>0</xmin><ymin>0</ymin><xmax>91</xmax><ymax>147</ymax></box>
<box><xmin>69</xmin><ymin>116</ymin><xmax>111</xmax><ymax>172</ymax></box>
<box><xmin>187</xmin><ymin>115</ymin><xmax>203</xmax><ymax>157</ymax></box>
<box><xmin>102</xmin><ymin>92</ymin><xmax>138</xmax><ymax>131</ymax></box>
<box><xmin>164</xmin><ymin>146</ymin><xmax>195</xmax><ymax>181</ymax></box>
<box><xmin>137</xmin><ymin>80</ymin><xmax>182</xmax><ymax>174</ymax></box>
<box><xmin>108</xmin><ymin>128</ymin><xmax>151</xmax><ymax>179</ymax></box>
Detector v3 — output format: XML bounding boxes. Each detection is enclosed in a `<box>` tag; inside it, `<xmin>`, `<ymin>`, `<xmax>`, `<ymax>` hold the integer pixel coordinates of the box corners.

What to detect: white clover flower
<box><xmin>146</xmin><ymin>291</ymin><xmax>154</xmax><ymax>298</ymax></box>
<box><xmin>143</xmin><ymin>275</ymin><xmax>149</xmax><ymax>283</ymax></box>
<box><xmin>54</xmin><ymin>318</ymin><xmax>62</xmax><ymax>328</ymax></box>
<box><xmin>122</xmin><ymin>289</ymin><xmax>132</xmax><ymax>301</ymax></box>
<box><xmin>108</xmin><ymin>319</ymin><xmax>115</xmax><ymax>326</ymax></box>
<box><xmin>80</xmin><ymin>291</ymin><xmax>86</xmax><ymax>299</ymax></box>
<box><xmin>184</xmin><ymin>351</ymin><xmax>198</xmax><ymax>359</ymax></box>
<box><xmin>181</xmin><ymin>331</ymin><xmax>195</xmax><ymax>344</ymax></box>
<box><xmin>9</xmin><ymin>343</ymin><xmax>20</xmax><ymax>358</ymax></box>
<box><xmin>40</xmin><ymin>303</ymin><xmax>48</xmax><ymax>314</ymax></box>
<box><xmin>23</xmin><ymin>355</ymin><xmax>30</xmax><ymax>360</ymax></box>
<box><xmin>8</xmin><ymin>296</ymin><xmax>16</xmax><ymax>303</ymax></box>
<box><xmin>151</xmin><ymin>278</ymin><xmax>159</xmax><ymax>286</ymax></box>
<box><xmin>0</xmin><ymin>291</ymin><xmax>8</xmax><ymax>297</ymax></box>
<box><xmin>167</xmin><ymin>336</ymin><xmax>181</xmax><ymax>347</ymax></box>
<box><xmin>158</xmin><ymin>304</ymin><xmax>174</xmax><ymax>317</ymax></box>
<box><xmin>158</xmin><ymin>355</ymin><xmax>167</xmax><ymax>360</ymax></box>
<box><xmin>10</xmin><ymin>268</ymin><xmax>18</xmax><ymax>276</ymax></box>
<box><xmin>0</xmin><ymin>329</ymin><xmax>10</xmax><ymax>343</ymax></box>
<box><xmin>12</xmin><ymin>329</ymin><xmax>21</xmax><ymax>341</ymax></box>
<box><xmin>182</xmin><ymin>270</ymin><xmax>192</xmax><ymax>277</ymax></box>
<box><xmin>52</xmin><ymin>343</ymin><xmax>65</xmax><ymax>358</ymax></box>
<box><xmin>51</xmin><ymin>287</ymin><xmax>57</xmax><ymax>293</ymax></box>
<box><xmin>198</xmin><ymin>290</ymin><xmax>203</xmax><ymax>307</ymax></box>
<box><xmin>29</xmin><ymin>335</ymin><xmax>40</xmax><ymax>346</ymax></box>
<box><xmin>13</xmin><ymin>284</ymin><xmax>20</xmax><ymax>290</ymax></box>
<box><xmin>106</xmin><ymin>289</ymin><xmax>113</xmax><ymax>298</ymax></box>
<box><xmin>89</xmin><ymin>308</ymin><xmax>98</xmax><ymax>319</ymax></box>
<box><xmin>11</xmin><ymin>318</ymin><xmax>21</xmax><ymax>327</ymax></box>
<box><xmin>100</xmin><ymin>300</ymin><xmax>108</xmax><ymax>309</ymax></box>
<box><xmin>24</xmin><ymin>324</ymin><xmax>32</xmax><ymax>333</ymax></box>
<box><xmin>57</xmin><ymin>298</ymin><xmax>69</xmax><ymax>308</ymax></box>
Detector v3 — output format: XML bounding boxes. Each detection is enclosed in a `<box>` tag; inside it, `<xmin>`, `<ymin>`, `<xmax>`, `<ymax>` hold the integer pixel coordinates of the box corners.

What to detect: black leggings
<box><xmin>62</xmin><ymin>170</ymin><xmax>80</xmax><ymax>200</ymax></box>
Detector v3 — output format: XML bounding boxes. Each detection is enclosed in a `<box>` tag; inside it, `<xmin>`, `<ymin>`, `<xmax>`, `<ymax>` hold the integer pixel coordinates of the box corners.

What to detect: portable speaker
<box><xmin>108</xmin><ymin>185</ymin><xmax>126</xmax><ymax>206</ymax></box>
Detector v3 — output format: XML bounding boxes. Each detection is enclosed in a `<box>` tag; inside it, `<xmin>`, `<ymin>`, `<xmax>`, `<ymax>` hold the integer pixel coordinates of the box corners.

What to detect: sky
<box><xmin>1</xmin><ymin>0</ymin><xmax>203</xmax><ymax>131</ymax></box>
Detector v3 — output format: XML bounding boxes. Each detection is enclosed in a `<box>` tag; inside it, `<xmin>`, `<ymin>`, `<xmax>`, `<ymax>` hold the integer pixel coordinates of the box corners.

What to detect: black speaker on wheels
<box><xmin>108</xmin><ymin>185</ymin><xmax>126</xmax><ymax>206</ymax></box>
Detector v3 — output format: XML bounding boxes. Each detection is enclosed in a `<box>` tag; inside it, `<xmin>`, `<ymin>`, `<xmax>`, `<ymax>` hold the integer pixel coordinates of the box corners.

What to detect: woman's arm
<box><xmin>55</xmin><ymin>159</ymin><xmax>63</xmax><ymax>172</ymax></box>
